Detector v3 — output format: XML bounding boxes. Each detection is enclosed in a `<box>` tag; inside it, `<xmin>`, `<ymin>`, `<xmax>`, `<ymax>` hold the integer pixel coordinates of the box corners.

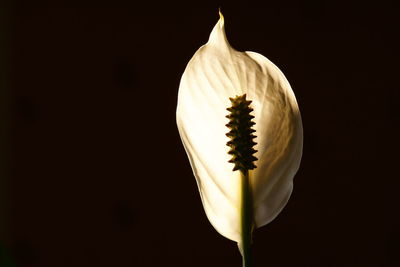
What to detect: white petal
<box><xmin>176</xmin><ymin>13</ymin><xmax>303</xmax><ymax>242</ymax></box>
<box><xmin>243</xmin><ymin>51</ymin><xmax>303</xmax><ymax>228</ymax></box>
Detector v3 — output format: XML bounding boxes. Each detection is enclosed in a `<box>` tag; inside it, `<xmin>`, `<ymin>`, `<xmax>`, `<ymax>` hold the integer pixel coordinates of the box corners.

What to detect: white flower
<box><xmin>176</xmin><ymin>12</ymin><xmax>303</xmax><ymax>244</ymax></box>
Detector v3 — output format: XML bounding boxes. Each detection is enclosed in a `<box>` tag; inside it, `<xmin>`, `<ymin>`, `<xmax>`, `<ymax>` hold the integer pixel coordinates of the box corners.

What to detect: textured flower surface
<box><xmin>176</xmin><ymin>12</ymin><xmax>303</xmax><ymax>243</ymax></box>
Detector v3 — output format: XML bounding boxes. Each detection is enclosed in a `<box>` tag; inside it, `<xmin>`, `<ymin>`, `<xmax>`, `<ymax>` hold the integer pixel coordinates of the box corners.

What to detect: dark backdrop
<box><xmin>1</xmin><ymin>1</ymin><xmax>399</xmax><ymax>266</ymax></box>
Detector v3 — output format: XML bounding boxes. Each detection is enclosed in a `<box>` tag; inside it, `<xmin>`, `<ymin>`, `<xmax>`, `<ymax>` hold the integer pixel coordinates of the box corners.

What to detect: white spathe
<box><xmin>176</xmin><ymin>12</ymin><xmax>303</xmax><ymax>243</ymax></box>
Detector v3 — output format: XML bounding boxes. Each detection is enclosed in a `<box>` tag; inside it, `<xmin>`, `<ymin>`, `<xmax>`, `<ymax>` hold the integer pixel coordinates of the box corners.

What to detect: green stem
<box><xmin>240</xmin><ymin>170</ymin><xmax>253</xmax><ymax>267</ymax></box>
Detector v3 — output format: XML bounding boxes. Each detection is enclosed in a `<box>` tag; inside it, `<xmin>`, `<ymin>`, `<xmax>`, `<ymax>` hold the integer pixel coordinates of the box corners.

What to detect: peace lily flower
<box><xmin>176</xmin><ymin>11</ymin><xmax>302</xmax><ymax>266</ymax></box>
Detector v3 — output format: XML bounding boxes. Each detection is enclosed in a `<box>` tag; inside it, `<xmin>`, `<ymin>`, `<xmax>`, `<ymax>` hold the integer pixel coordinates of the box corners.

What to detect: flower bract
<box><xmin>176</xmin><ymin>12</ymin><xmax>303</xmax><ymax>243</ymax></box>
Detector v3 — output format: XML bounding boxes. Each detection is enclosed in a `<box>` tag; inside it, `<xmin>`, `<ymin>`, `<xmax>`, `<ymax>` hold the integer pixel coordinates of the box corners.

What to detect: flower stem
<box><xmin>240</xmin><ymin>169</ymin><xmax>253</xmax><ymax>267</ymax></box>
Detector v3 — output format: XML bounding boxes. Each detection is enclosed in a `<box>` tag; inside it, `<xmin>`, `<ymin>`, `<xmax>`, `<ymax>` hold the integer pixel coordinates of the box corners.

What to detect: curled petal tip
<box><xmin>207</xmin><ymin>9</ymin><xmax>229</xmax><ymax>46</ymax></box>
<box><xmin>218</xmin><ymin>8</ymin><xmax>224</xmax><ymax>23</ymax></box>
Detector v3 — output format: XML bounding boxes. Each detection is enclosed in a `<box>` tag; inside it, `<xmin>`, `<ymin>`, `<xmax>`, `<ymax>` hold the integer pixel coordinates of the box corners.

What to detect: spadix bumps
<box><xmin>176</xmin><ymin>12</ymin><xmax>303</xmax><ymax>245</ymax></box>
<box><xmin>226</xmin><ymin>94</ymin><xmax>258</xmax><ymax>172</ymax></box>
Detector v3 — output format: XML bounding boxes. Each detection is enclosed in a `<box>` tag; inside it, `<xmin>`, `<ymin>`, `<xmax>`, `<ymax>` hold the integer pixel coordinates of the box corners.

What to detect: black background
<box><xmin>1</xmin><ymin>1</ymin><xmax>399</xmax><ymax>266</ymax></box>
